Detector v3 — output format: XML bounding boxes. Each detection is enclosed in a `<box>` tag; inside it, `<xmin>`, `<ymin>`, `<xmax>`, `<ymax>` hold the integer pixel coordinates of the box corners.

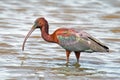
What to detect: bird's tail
<box><xmin>88</xmin><ymin>37</ymin><xmax>109</xmax><ymax>52</ymax></box>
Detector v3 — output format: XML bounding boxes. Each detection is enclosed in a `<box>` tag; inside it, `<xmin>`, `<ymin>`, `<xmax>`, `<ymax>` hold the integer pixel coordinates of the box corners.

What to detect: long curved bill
<box><xmin>22</xmin><ymin>24</ymin><xmax>36</xmax><ymax>51</ymax></box>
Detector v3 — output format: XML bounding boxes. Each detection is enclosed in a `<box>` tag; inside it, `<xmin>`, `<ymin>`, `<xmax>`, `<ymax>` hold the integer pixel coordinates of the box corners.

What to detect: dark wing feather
<box><xmin>88</xmin><ymin>36</ymin><xmax>109</xmax><ymax>51</ymax></box>
<box><xmin>78</xmin><ymin>30</ymin><xmax>109</xmax><ymax>52</ymax></box>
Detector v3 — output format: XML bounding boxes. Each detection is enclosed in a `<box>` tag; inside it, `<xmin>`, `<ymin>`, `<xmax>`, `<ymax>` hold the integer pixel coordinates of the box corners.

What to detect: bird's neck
<box><xmin>41</xmin><ymin>25</ymin><xmax>54</xmax><ymax>42</ymax></box>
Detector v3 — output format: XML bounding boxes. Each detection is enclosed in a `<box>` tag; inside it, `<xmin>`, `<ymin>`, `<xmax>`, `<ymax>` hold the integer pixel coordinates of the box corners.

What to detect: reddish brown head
<box><xmin>35</xmin><ymin>17</ymin><xmax>48</xmax><ymax>28</ymax></box>
<box><xmin>22</xmin><ymin>17</ymin><xmax>48</xmax><ymax>51</ymax></box>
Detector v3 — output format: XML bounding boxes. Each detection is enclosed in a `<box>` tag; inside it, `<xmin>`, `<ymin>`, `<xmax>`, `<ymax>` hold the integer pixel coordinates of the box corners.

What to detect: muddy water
<box><xmin>0</xmin><ymin>0</ymin><xmax>120</xmax><ymax>80</ymax></box>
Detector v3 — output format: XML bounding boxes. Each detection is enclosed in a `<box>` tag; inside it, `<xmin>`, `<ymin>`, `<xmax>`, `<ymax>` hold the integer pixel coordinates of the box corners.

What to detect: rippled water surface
<box><xmin>0</xmin><ymin>0</ymin><xmax>120</xmax><ymax>80</ymax></box>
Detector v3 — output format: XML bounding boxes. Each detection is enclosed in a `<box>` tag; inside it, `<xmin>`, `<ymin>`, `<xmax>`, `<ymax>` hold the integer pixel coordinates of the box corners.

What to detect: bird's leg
<box><xmin>73</xmin><ymin>51</ymin><xmax>81</xmax><ymax>68</ymax></box>
<box><xmin>74</xmin><ymin>51</ymin><xmax>81</xmax><ymax>63</ymax></box>
<box><xmin>66</xmin><ymin>50</ymin><xmax>71</xmax><ymax>64</ymax></box>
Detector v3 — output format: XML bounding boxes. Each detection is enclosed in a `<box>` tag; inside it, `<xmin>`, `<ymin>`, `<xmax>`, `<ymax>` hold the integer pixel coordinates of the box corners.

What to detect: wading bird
<box><xmin>22</xmin><ymin>17</ymin><xmax>109</xmax><ymax>64</ymax></box>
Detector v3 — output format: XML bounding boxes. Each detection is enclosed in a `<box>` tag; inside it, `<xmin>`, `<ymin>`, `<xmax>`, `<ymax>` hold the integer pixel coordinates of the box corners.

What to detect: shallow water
<box><xmin>0</xmin><ymin>0</ymin><xmax>120</xmax><ymax>80</ymax></box>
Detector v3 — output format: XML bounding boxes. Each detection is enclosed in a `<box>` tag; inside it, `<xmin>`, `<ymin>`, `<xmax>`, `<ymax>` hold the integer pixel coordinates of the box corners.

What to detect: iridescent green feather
<box><xmin>57</xmin><ymin>29</ymin><xmax>109</xmax><ymax>52</ymax></box>
<box><xmin>57</xmin><ymin>34</ymin><xmax>90</xmax><ymax>51</ymax></box>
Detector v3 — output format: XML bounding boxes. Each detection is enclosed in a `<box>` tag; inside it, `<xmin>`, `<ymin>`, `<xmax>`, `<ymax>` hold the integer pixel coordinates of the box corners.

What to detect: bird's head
<box><xmin>34</xmin><ymin>17</ymin><xmax>48</xmax><ymax>28</ymax></box>
<box><xmin>22</xmin><ymin>17</ymin><xmax>48</xmax><ymax>51</ymax></box>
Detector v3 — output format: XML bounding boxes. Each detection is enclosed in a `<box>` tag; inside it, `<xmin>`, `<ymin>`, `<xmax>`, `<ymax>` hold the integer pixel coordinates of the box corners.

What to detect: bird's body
<box><xmin>53</xmin><ymin>28</ymin><xmax>108</xmax><ymax>52</ymax></box>
<box><xmin>22</xmin><ymin>17</ymin><xmax>109</xmax><ymax>64</ymax></box>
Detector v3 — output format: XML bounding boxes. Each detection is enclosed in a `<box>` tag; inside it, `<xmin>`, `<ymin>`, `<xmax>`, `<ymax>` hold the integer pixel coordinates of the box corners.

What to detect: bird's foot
<box><xmin>73</xmin><ymin>62</ymin><xmax>80</xmax><ymax>68</ymax></box>
<box><xmin>65</xmin><ymin>62</ymin><xmax>71</xmax><ymax>67</ymax></box>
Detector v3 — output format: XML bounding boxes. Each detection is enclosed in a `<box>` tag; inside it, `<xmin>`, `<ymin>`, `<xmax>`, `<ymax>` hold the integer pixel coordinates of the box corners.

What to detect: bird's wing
<box><xmin>57</xmin><ymin>29</ymin><xmax>109</xmax><ymax>52</ymax></box>
<box><xmin>78</xmin><ymin>30</ymin><xmax>109</xmax><ymax>52</ymax></box>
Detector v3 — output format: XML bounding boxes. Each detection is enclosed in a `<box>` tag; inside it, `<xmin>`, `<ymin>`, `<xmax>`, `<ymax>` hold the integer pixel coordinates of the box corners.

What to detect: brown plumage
<box><xmin>22</xmin><ymin>17</ymin><xmax>109</xmax><ymax>64</ymax></box>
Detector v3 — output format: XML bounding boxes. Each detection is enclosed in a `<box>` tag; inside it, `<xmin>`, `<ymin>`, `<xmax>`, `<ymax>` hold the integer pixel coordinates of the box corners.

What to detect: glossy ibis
<box><xmin>22</xmin><ymin>17</ymin><xmax>109</xmax><ymax>64</ymax></box>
